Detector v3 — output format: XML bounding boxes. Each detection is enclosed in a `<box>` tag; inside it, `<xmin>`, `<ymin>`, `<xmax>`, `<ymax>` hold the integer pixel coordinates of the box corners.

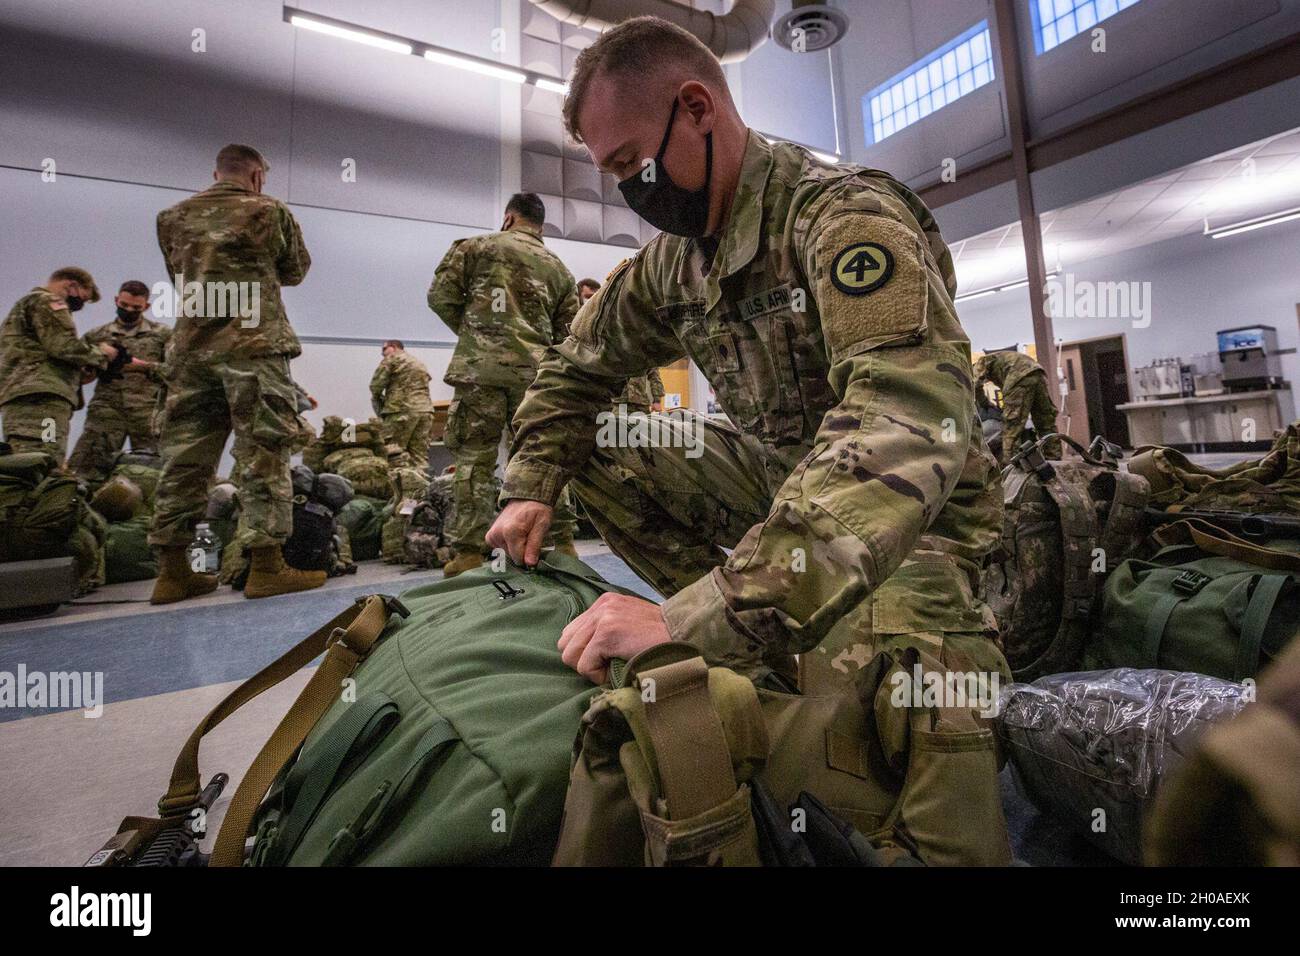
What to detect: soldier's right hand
<box><xmin>98</xmin><ymin>342</ymin><xmax>120</xmax><ymax>362</ymax></box>
<box><xmin>487</xmin><ymin>500</ymin><xmax>554</xmax><ymax>568</ymax></box>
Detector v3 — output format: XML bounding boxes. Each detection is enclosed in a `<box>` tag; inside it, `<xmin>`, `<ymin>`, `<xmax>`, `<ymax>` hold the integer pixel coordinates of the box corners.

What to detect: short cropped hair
<box><xmin>216</xmin><ymin>143</ymin><xmax>269</xmax><ymax>177</ymax></box>
<box><xmin>563</xmin><ymin>16</ymin><xmax>727</xmax><ymax>144</ymax></box>
<box><xmin>383</xmin><ymin>339</ymin><xmax>405</xmax><ymax>350</ymax></box>
<box><xmin>119</xmin><ymin>280</ymin><xmax>151</xmax><ymax>298</ymax></box>
<box><xmin>577</xmin><ymin>278</ymin><xmax>601</xmax><ymax>293</ymax></box>
<box><xmin>49</xmin><ymin>267</ymin><xmax>100</xmax><ymax>302</ymax></box>
<box><xmin>506</xmin><ymin>192</ymin><xmax>546</xmax><ymax>226</ymax></box>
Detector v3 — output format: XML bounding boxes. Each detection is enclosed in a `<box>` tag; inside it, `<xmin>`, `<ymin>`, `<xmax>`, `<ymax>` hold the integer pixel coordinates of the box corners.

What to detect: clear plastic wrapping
<box><xmin>996</xmin><ymin>668</ymin><xmax>1248</xmax><ymax>864</ymax></box>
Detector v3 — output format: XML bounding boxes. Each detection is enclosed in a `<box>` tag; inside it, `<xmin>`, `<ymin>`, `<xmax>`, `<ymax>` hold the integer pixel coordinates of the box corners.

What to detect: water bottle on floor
<box><xmin>189</xmin><ymin>522</ymin><xmax>222</xmax><ymax>574</ymax></box>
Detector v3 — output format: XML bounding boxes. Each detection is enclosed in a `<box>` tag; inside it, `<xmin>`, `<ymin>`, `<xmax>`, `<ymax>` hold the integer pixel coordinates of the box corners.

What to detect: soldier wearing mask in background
<box><xmin>0</xmin><ymin>267</ymin><xmax>118</xmax><ymax>459</ymax></box>
<box><xmin>369</xmin><ymin>339</ymin><xmax>434</xmax><ymax>469</ymax></box>
<box><xmin>68</xmin><ymin>279</ymin><xmax>172</xmax><ymax>487</ymax></box>
<box><xmin>148</xmin><ymin>143</ymin><xmax>322</xmax><ymax>604</ymax></box>
<box><xmin>973</xmin><ymin>349</ymin><xmax>1062</xmax><ymax>461</ymax></box>
<box><xmin>579</xmin><ymin>275</ymin><xmax>665</xmax><ymax>413</ymax></box>
<box><xmin>428</xmin><ymin>192</ymin><xmax>581</xmax><ymax>577</ymax></box>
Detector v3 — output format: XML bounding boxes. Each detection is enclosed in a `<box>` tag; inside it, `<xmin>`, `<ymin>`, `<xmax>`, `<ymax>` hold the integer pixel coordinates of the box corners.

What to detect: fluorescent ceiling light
<box><xmin>1206</xmin><ymin>206</ymin><xmax>1300</xmax><ymax>240</ymax></box>
<box><xmin>289</xmin><ymin>14</ymin><xmax>412</xmax><ymax>55</ymax></box>
<box><xmin>534</xmin><ymin>77</ymin><xmax>569</xmax><ymax>95</ymax></box>
<box><xmin>424</xmin><ymin>49</ymin><xmax>525</xmax><ymax>83</ymax></box>
<box><xmin>954</xmin><ymin>270</ymin><xmax>1060</xmax><ymax>303</ymax></box>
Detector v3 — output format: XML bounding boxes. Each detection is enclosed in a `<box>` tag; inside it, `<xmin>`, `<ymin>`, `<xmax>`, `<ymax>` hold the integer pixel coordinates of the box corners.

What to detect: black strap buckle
<box><xmin>492</xmin><ymin>580</ymin><xmax>525</xmax><ymax>600</ymax></box>
<box><xmin>1172</xmin><ymin>570</ymin><xmax>1212</xmax><ymax>596</ymax></box>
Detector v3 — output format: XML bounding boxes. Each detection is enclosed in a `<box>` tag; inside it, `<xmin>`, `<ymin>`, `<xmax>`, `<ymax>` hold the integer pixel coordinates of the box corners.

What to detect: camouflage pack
<box><xmin>322</xmin><ymin>448</ymin><xmax>391</xmax><ymax>501</ymax></box>
<box><xmin>403</xmin><ymin>472</ymin><xmax>455</xmax><ymax>568</ymax></box>
<box><xmin>982</xmin><ymin>435</ymin><xmax>1149</xmax><ymax>680</ymax></box>
<box><xmin>381</xmin><ymin>466</ymin><xmax>430</xmax><ymax>564</ymax></box>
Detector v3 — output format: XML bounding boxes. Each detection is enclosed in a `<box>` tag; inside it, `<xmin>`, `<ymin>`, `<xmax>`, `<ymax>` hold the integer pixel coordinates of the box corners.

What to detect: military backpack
<box><xmin>982</xmin><ymin>434</ymin><xmax>1149</xmax><ymax>680</ymax></box>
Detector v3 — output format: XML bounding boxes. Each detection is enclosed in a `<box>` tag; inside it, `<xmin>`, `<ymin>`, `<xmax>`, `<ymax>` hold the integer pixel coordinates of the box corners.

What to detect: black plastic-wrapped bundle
<box><xmin>997</xmin><ymin>669</ymin><xmax>1248</xmax><ymax>864</ymax></box>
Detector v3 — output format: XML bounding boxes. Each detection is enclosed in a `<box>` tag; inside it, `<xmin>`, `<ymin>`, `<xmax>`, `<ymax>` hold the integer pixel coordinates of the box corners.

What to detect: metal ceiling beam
<box><xmin>920</xmin><ymin>27</ymin><xmax>1300</xmax><ymax>210</ymax></box>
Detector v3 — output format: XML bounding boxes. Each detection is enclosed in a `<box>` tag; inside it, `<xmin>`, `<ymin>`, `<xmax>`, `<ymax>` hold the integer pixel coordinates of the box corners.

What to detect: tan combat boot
<box><xmin>150</xmin><ymin>546</ymin><xmax>220</xmax><ymax>606</ymax></box>
<box><xmin>550</xmin><ymin>540</ymin><xmax>579</xmax><ymax>559</ymax></box>
<box><xmin>442</xmin><ymin>550</ymin><xmax>484</xmax><ymax>578</ymax></box>
<box><xmin>244</xmin><ymin>546</ymin><xmax>327</xmax><ymax>599</ymax></box>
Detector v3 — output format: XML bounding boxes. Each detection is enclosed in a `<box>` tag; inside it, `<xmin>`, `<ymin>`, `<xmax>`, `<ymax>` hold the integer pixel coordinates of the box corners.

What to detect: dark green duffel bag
<box><xmin>336</xmin><ymin>495</ymin><xmax>388</xmax><ymax>561</ymax></box>
<box><xmin>1091</xmin><ymin>518</ymin><xmax>1300</xmax><ymax>681</ymax></box>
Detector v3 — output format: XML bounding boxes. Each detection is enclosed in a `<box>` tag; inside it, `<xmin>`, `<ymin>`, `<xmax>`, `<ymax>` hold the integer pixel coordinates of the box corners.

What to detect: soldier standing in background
<box><xmin>578</xmin><ymin>275</ymin><xmax>665</xmax><ymax>413</ymax></box>
<box><xmin>0</xmin><ymin>267</ymin><xmax>117</xmax><ymax>459</ymax></box>
<box><xmin>973</xmin><ymin>349</ymin><xmax>1062</xmax><ymax>460</ymax></box>
<box><xmin>148</xmin><ymin>143</ymin><xmax>324</xmax><ymax>604</ymax></box>
<box><xmin>68</xmin><ymin>279</ymin><xmax>172</xmax><ymax>486</ymax></box>
<box><xmin>369</xmin><ymin>339</ymin><xmax>433</xmax><ymax>469</ymax></box>
<box><xmin>428</xmin><ymin>192</ymin><xmax>581</xmax><ymax>577</ymax></box>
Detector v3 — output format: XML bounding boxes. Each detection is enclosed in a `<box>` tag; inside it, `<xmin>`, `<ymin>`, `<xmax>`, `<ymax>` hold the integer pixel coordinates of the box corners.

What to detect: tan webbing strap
<box><xmin>206</xmin><ymin>595</ymin><xmax>392</xmax><ymax>867</ymax></box>
<box><xmin>639</xmin><ymin>657</ymin><xmax>737</xmax><ymax>821</ymax></box>
<box><xmin>1153</xmin><ymin>518</ymin><xmax>1300</xmax><ymax>574</ymax></box>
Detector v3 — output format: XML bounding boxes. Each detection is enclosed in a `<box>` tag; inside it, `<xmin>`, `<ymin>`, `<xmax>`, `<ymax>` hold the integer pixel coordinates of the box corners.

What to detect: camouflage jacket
<box><xmin>614</xmin><ymin>368</ymin><xmax>665</xmax><ymax>410</ymax></box>
<box><xmin>83</xmin><ymin>316</ymin><xmax>172</xmax><ymax>410</ymax></box>
<box><xmin>156</xmin><ymin>180</ymin><xmax>310</xmax><ymax>363</ymax></box>
<box><xmin>428</xmin><ymin>225</ymin><xmax>579</xmax><ymax>389</ymax></box>
<box><xmin>973</xmin><ymin>350</ymin><xmax>1045</xmax><ymax>393</ymax></box>
<box><xmin>503</xmin><ymin>132</ymin><xmax>1002</xmax><ymax>672</ymax></box>
<box><xmin>0</xmin><ymin>288</ymin><xmax>108</xmax><ymax>405</ymax></box>
<box><xmin>370</xmin><ymin>350</ymin><xmax>434</xmax><ymax>415</ymax></box>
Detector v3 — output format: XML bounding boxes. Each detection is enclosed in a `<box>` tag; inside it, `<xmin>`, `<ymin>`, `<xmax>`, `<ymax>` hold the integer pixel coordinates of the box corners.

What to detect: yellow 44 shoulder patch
<box><xmin>830</xmin><ymin>242</ymin><xmax>894</xmax><ymax>296</ymax></box>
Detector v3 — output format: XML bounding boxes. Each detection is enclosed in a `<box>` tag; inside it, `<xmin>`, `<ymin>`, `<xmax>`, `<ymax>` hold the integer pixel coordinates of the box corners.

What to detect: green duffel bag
<box><xmin>0</xmin><ymin>452</ymin><xmax>81</xmax><ymax>562</ymax></box>
<box><xmin>105</xmin><ymin>513</ymin><xmax>158</xmax><ymax>584</ymax></box>
<box><xmin>1091</xmin><ymin>518</ymin><xmax>1300</xmax><ymax>681</ymax></box>
<box><xmin>336</xmin><ymin>495</ymin><xmax>388</xmax><ymax>561</ymax></box>
<box><xmin>118</xmin><ymin>553</ymin><xmax>636</xmax><ymax>867</ymax></box>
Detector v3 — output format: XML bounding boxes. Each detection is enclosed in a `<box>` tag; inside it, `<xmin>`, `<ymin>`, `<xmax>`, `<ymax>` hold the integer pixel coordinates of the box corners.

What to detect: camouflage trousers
<box><xmin>149</xmin><ymin>355</ymin><xmax>297</xmax><ymax>550</ymax></box>
<box><xmin>568</xmin><ymin>410</ymin><xmax>1007</xmax><ymax>695</ymax></box>
<box><xmin>0</xmin><ymin>394</ymin><xmax>74</xmax><ymax>460</ymax></box>
<box><xmin>381</xmin><ymin>410</ymin><xmax>432</xmax><ymax>469</ymax></box>
<box><xmin>445</xmin><ymin>384</ymin><xmax>577</xmax><ymax>553</ymax></box>
<box><xmin>68</xmin><ymin>396</ymin><xmax>158</xmax><ymax>487</ymax></box>
<box><xmin>1001</xmin><ymin>374</ymin><xmax>1062</xmax><ymax>460</ymax></box>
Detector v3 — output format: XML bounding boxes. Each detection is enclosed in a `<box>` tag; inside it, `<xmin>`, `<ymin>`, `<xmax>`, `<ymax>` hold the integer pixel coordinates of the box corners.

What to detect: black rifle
<box><xmin>84</xmin><ymin>772</ymin><xmax>228</xmax><ymax>867</ymax></box>
<box><xmin>1145</xmin><ymin>509</ymin><xmax>1300</xmax><ymax>542</ymax></box>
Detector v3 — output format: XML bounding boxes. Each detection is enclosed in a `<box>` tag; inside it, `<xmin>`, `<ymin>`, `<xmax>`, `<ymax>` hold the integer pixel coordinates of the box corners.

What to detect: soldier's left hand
<box><xmin>558</xmin><ymin>592</ymin><xmax>671</xmax><ymax>684</ymax></box>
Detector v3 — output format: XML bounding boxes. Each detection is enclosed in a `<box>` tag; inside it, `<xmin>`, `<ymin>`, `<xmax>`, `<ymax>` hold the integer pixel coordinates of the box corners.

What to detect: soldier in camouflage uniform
<box><xmin>580</xmin><ymin>276</ymin><xmax>666</xmax><ymax>413</ymax></box>
<box><xmin>0</xmin><ymin>268</ymin><xmax>116</xmax><ymax>459</ymax></box>
<box><xmin>489</xmin><ymin>18</ymin><xmax>1008</xmax><ymax>699</ymax></box>
<box><xmin>68</xmin><ymin>280</ymin><xmax>172</xmax><ymax>487</ymax></box>
<box><xmin>369</xmin><ymin>339</ymin><xmax>434</xmax><ymax>469</ymax></box>
<box><xmin>148</xmin><ymin>143</ymin><xmax>325</xmax><ymax>604</ymax></box>
<box><xmin>973</xmin><ymin>349</ymin><xmax>1062</xmax><ymax>460</ymax></box>
<box><xmin>428</xmin><ymin>192</ymin><xmax>581</xmax><ymax>576</ymax></box>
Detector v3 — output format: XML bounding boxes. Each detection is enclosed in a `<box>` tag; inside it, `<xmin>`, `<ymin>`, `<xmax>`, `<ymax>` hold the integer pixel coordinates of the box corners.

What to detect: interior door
<box><xmin>1057</xmin><ymin>344</ymin><xmax>1091</xmax><ymax>448</ymax></box>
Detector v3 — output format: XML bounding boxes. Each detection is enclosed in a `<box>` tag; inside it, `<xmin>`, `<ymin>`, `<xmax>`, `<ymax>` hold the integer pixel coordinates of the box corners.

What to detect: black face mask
<box><xmin>116</xmin><ymin>306</ymin><xmax>143</xmax><ymax>324</ymax></box>
<box><xmin>65</xmin><ymin>295</ymin><xmax>85</xmax><ymax>312</ymax></box>
<box><xmin>619</xmin><ymin>98</ymin><xmax>713</xmax><ymax>238</ymax></box>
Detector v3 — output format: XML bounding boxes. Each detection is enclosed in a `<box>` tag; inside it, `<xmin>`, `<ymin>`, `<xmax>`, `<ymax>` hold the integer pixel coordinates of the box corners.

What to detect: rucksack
<box><xmin>0</xmin><ymin>452</ymin><xmax>82</xmax><ymax>562</ymax></box>
<box><xmin>93</xmin><ymin>554</ymin><xmax>639</xmax><ymax>867</ymax></box>
<box><xmin>982</xmin><ymin>434</ymin><xmax>1150</xmax><ymax>680</ymax></box>
<box><xmin>404</xmin><ymin>472</ymin><xmax>456</xmax><ymax>568</ymax></box>
<box><xmin>381</xmin><ymin>466</ymin><xmax>429</xmax><ymax>564</ymax></box>
<box><xmin>104</xmin><ymin>513</ymin><xmax>158</xmax><ymax>584</ymax></box>
<box><xmin>322</xmin><ymin>448</ymin><xmax>391</xmax><ymax>500</ymax></box>
<box><xmin>1091</xmin><ymin>518</ymin><xmax>1300</xmax><ymax>681</ymax></box>
<box><xmin>336</xmin><ymin>496</ymin><xmax>388</xmax><ymax>561</ymax></box>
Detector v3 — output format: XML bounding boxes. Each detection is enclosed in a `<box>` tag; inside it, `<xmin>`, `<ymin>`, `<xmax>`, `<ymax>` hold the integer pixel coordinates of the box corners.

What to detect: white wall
<box><xmin>956</xmin><ymin>215</ymin><xmax>1300</xmax><ymax>391</ymax></box>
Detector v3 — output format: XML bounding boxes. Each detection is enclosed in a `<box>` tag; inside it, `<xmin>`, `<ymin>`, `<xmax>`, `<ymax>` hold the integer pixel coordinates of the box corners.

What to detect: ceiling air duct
<box><xmin>529</xmin><ymin>0</ymin><xmax>777</xmax><ymax>63</ymax></box>
<box><xmin>773</xmin><ymin>1</ymin><xmax>849</xmax><ymax>52</ymax></box>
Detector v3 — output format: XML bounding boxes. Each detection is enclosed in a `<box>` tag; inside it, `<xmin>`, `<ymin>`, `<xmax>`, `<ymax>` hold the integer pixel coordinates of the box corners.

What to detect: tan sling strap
<box><xmin>637</xmin><ymin>656</ymin><xmax>737</xmax><ymax>820</ymax></box>
<box><xmin>1152</xmin><ymin>518</ymin><xmax>1300</xmax><ymax>574</ymax></box>
<box><xmin>152</xmin><ymin>594</ymin><xmax>400</xmax><ymax>867</ymax></box>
